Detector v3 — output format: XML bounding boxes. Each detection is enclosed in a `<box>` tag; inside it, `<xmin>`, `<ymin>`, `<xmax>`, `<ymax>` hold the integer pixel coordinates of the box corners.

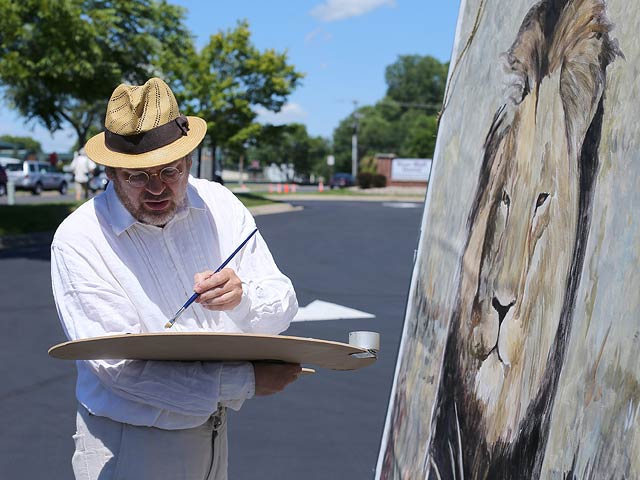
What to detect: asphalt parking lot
<box><xmin>0</xmin><ymin>199</ymin><xmax>424</xmax><ymax>479</ymax></box>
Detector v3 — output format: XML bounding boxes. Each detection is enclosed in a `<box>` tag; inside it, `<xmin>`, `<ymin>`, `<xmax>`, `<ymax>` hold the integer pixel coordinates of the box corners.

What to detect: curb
<box><xmin>263</xmin><ymin>194</ymin><xmax>425</xmax><ymax>203</ymax></box>
<box><xmin>248</xmin><ymin>203</ymin><xmax>304</xmax><ymax>217</ymax></box>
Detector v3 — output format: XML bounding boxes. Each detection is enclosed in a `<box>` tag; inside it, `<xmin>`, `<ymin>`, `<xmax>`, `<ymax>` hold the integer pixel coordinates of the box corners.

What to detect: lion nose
<box><xmin>492</xmin><ymin>296</ymin><xmax>515</xmax><ymax>326</ymax></box>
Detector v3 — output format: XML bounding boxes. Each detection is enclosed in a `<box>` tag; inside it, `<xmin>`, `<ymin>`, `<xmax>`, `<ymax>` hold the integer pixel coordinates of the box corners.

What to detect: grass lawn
<box><xmin>233</xmin><ymin>192</ymin><xmax>279</xmax><ymax>207</ymax></box>
<box><xmin>0</xmin><ymin>193</ymin><xmax>276</xmax><ymax>236</ymax></box>
<box><xmin>0</xmin><ymin>202</ymin><xmax>82</xmax><ymax>236</ymax></box>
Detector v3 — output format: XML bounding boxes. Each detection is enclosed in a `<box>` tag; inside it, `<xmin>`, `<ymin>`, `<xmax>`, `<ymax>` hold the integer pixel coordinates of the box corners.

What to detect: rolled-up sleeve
<box><xmin>224</xmin><ymin>202</ymin><xmax>298</xmax><ymax>334</ymax></box>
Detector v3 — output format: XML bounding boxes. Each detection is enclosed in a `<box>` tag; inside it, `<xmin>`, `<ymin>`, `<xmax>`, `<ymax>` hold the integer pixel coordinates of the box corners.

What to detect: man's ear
<box><xmin>105</xmin><ymin>167</ymin><xmax>116</xmax><ymax>180</ymax></box>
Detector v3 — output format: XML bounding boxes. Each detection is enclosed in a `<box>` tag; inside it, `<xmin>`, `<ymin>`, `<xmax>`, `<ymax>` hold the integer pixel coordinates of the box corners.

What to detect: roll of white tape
<box><xmin>348</xmin><ymin>331</ymin><xmax>380</xmax><ymax>352</ymax></box>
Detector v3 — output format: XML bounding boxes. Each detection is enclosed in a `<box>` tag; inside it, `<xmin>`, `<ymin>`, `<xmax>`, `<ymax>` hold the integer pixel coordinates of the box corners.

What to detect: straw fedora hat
<box><xmin>85</xmin><ymin>77</ymin><xmax>207</xmax><ymax>169</ymax></box>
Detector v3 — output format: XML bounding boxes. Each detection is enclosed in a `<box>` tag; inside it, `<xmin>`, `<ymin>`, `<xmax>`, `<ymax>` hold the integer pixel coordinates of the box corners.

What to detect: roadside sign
<box><xmin>391</xmin><ymin>158</ymin><xmax>432</xmax><ymax>181</ymax></box>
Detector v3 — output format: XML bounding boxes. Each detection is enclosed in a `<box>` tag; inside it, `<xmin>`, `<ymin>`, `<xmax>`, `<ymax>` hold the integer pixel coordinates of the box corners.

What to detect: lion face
<box><xmin>458</xmin><ymin>70</ymin><xmax>580</xmax><ymax>444</ymax></box>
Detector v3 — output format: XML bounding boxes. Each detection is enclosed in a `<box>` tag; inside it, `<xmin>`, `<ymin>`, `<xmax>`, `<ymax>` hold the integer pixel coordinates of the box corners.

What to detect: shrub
<box><xmin>372</xmin><ymin>174</ymin><xmax>387</xmax><ymax>188</ymax></box>
<box><xmin>357</xmin><ymin>172</ymin><xmax>373</xmax><ymax>189</ymax></box>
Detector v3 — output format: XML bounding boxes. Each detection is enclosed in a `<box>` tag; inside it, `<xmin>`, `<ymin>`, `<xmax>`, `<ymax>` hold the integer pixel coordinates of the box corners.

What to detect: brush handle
<box><xmin>166</xmin><ymin>228</ymin><xmax>259</xmax><ymax>328</ymax></box>
<box><xmin>214</xmin><ymin>227</ymin><xmax>258</xmax><ymax>273</ymax></box>
<box><xmin>181</xmin><ymin>291</ymin><xmax>201</xmax><ymax>311</ymax></box>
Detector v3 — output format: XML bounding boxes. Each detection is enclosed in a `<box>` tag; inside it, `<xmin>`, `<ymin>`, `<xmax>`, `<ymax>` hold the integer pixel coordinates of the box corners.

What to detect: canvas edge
<box><xmin>373</xmin><ymin>0</ymin><xmax>471</xmax><ymax>477</ymax></box>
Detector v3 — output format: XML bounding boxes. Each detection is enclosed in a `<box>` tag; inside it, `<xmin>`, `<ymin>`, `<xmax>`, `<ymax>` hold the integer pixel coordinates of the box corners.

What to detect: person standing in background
<box><xmin>70</xmin><ymin>147</ymin><xmax>95</xmax><ymax>201</ymax></box>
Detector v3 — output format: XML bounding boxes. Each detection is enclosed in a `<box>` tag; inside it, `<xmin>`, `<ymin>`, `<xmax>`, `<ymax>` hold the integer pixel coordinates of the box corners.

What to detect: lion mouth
<box><xmin>485</xmin><ymin>344</ymin><xmax>506</xmax><ymax>364</ymax></box>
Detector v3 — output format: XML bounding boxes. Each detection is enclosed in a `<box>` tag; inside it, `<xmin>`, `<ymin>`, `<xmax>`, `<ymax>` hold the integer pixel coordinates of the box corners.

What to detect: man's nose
<box><xmin>145</xmin><ymin>174</ymin><xmax>166</xmax><ymax>195</ymax></box>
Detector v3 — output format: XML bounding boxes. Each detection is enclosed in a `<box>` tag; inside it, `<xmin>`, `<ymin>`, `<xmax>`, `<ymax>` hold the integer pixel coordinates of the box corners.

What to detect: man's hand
<box><xmin>193</xmin><ymin>268</ymin><xmax>243</xmax><ymax>311</ymax></box>
<box><xmin>253</xmin><ymin>362</ymin><xmax>302</xmax><ymax>396</ymax></box>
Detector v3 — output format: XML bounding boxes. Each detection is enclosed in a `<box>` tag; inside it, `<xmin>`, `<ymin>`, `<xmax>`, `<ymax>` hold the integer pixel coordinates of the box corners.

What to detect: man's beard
<box><xmin>113</xmin><ymin>181</ymin><xmax>184</xmax><ymax>227</ymax></box>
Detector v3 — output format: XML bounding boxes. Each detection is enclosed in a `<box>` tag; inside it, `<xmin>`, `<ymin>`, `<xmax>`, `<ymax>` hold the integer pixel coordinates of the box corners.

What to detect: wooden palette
<box><xmin>48</xmin><ymin>332</ymin><xmax>377</xmax><ymax>371</ymax></box>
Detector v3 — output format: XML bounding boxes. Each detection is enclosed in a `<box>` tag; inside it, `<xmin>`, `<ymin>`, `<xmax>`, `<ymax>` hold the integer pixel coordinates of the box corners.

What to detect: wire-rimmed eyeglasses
<box><xmin>126</xmin><ymin>166</ymin><xmax>184</xmax><ymax>188</ymax></box>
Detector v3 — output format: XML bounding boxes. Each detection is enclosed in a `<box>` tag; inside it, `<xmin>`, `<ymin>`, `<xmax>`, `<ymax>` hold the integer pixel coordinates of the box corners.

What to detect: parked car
<box><xmin>0</xmin><ymin>157</ymin><xmax>22</xmax><ymax>168</ymax></box>
<box><xmin>89</xmin><ymin>166</ymin><xmax>109</xmax><ymax>193</ymax></box>
<box><xmin>329</xmin><ymin>172</ymin><xmax>355</xmax><ymax>189</ymax></box>
<box><xmin>0</xmin><ymin>164</ymin><xmax>7</xmax><ymax>196</ymax></box>
<box><xmin>5</xmin><ymin>161</ymin><xmax>68</xmax><ymax>195</ymax></box>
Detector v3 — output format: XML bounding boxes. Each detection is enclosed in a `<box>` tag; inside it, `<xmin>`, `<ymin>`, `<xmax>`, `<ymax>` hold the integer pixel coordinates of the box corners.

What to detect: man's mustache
<box><xmin>142</xmin><ymin>193</ymin><xmax>173</xmax><ymax>202</ymax></box>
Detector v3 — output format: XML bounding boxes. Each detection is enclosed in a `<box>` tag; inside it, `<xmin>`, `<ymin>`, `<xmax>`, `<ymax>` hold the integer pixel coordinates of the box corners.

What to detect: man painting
<box><xmin>428</xmin><ymin>0</ymin><xmax>619</xmax><ymax>478</ymax></box>
<box><xmin>51</xmin><ymin>77</ymin><xmax>301</xmax><ymax>479</ymax></box>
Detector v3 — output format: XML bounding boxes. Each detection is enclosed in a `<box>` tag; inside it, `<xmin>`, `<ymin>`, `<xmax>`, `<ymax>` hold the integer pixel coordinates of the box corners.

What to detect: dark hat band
<box><xmin>104</xmin><ymin>115</ymin><xmax>190</xmax><ymax>154</ymax></box>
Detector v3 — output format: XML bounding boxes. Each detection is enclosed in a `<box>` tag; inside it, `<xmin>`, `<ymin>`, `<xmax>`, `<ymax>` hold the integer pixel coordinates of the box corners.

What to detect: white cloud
<box><xmin>305</xmin><ymin>27</ymin><xmax>333</xmax><ymax>44</ymax></box>
<box><xmin>255</xmin><ymin>103</ymin><xmax>308</xmax><ymax>125</ymax></box>
<box><xmin>305</xmin><ymin>28</ymin><xmax>322</xmax><ymax>43</ymax></box>
<box><xmin>310</xmin><ymin>0</ymin><xmax>396</xmax><ymax>22</ymax></box>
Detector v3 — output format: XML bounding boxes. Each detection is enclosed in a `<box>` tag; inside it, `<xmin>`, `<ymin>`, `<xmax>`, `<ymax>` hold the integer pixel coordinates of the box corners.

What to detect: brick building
<box><xmin>375</xmin><ymin>154</ymin><xmax>431</xmax><ymax>187</ymax></box>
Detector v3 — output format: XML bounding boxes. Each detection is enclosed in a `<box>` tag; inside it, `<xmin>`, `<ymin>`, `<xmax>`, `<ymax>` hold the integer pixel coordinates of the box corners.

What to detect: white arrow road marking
<box><xmin>292</xmin><ymin>300</ymin><xmax>376</xmax><ymax>322</ymax></box>
<box><xmin>382</xmin><ymin>202</ymin><xmax>422</xmax><ymax>209</ymax></box>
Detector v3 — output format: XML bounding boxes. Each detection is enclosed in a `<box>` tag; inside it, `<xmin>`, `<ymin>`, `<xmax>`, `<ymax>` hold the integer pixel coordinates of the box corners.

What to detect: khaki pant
<box><xmin>72</xmin><ymin>405</ymin><xmax>228</xmax><ymax>480</ymax></box>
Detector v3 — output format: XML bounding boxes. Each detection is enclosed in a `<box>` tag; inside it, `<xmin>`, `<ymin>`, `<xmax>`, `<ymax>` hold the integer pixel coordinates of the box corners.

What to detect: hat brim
<box><xmin>84</xmin><ymin>116</ymin><xmax>207</xmax><ymax>169</ymax></box>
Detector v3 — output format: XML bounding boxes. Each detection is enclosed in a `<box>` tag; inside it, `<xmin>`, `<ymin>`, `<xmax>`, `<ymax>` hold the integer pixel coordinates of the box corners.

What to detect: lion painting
<box><xmin>428</xmin><ymin>0</ymin><xmax>620</xmax><ymax>478</ymax></box>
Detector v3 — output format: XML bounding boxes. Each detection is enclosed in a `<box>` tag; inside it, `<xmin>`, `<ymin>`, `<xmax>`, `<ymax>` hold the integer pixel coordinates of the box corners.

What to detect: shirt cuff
<box><xmin>219</xmin><ymin>361</ymin><xmax>255</xmax><ymax>410</ymax></box>
<box><xmin>225</xmin><ymin>282</ymin><xmax>252</xmax><ymax>324</ymax></box>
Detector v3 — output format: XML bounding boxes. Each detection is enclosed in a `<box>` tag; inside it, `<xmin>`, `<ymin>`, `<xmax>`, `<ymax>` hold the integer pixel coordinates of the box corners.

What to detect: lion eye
<box><xmin>501</xmin><ymin>190</ymin><xmax>511</xmax><ymax>207</ymax></box>
<box><xmin>535</xmin><ymin>193</ymin><xmax>549</xmax><ymax>209</ymax></box>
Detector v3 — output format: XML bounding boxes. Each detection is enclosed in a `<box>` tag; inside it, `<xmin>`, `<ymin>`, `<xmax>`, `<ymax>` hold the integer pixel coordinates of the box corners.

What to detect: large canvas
<box><xmin>376</xmin><ymin>0</ymin><xmax>639</xmax><ymax>478</ymax></box>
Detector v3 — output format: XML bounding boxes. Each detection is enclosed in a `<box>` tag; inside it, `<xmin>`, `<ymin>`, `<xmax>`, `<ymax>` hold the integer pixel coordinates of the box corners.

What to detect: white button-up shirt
<box><xmin>51</xmin><ymin>176</ymin><xmax>298</xmax><ymax>429</ymax></box>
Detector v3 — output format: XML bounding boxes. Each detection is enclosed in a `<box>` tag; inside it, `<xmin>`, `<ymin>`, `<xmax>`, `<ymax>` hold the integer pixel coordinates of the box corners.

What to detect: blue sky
<box><xmin>0</xmin><ymin>0</ymin><xmax>461</xmax><ymax>153</ymax></box>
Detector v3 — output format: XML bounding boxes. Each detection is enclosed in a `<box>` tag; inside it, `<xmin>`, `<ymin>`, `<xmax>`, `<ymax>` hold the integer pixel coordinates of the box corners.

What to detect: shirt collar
<box><xmin>103</xmin><ymin>177</ymin><xmax>206</xmax><ymax>236</ymax></box>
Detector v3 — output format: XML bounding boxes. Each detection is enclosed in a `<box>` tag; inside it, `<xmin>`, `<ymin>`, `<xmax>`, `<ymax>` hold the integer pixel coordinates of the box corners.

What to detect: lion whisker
<box><xmin>455</xmin><ymin>401</ymin><xmax>465</xmax><ymax>480</ymax></box>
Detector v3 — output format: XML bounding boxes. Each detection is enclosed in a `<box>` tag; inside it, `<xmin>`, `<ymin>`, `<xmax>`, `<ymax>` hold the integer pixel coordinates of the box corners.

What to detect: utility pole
<box><xmin>238</xmin><ymin>152</ymin><xmax>244</xmax><ymax>188</ymax></box>
<box><xmin>238</xmin><ymin>141</ymin><xmax>251</xmax><ymax>189</ymax></box>
<box><xmin>351</xmin><ymin>100</ymin><xmax>360</xmax><ymax>180</ymax></box>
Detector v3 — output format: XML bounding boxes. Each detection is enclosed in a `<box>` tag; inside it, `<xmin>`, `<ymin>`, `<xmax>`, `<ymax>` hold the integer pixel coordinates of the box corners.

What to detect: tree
<box><xmin>331</xmin><ymin>54</ymin><xmax>447</xmax><ymax>170</ymax></box>
<box><xmin>398</xmin><ymin>111</ymin><xmax>438</xmax><ymax>158</ymax></box>
<box><xmin>0</xmin><ymin>135</ymin><xmax>42</xmax><ymax>153</ymax></box>
<box><xmin>166</xmin><ymin>20</ymin><xmax>304</xmax><ymax>171</ymax></box>
<box><xmin>248</xmin><ymin>123</ymin><xmax>330</xmax><ymax>179</ymax></box>
<box><xmin>0</xmin><ymin>0</ymin><xmax>192</xmax><ymax>146</ymax></box>
<box><xmin>332</xmin><ymin>104</ymin><xmax>400</xmax><ymax>171</ymax></box>
<box><xmin>384</xmin><ymin>55</ymin><xmax>449</xmax><ymax>115</ymax></box>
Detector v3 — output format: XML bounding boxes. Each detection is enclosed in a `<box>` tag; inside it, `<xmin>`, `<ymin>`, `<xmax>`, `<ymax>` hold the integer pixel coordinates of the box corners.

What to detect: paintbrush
<box><xmin>165</xmin><ymin>228</ymin><xmax>259</xmax><ymax>329</ymax></box>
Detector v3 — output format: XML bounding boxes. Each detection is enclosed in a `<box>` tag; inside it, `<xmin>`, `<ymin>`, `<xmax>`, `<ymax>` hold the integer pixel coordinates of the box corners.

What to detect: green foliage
<box><xmin>0</xmin><ymin>0</ymin><xmax>192</xmax><ymax>146</ymax></box>
<box><xmin>248</xmin><ymin>123</ymin><xmax>330</xmax><ymax>179</ymax></box>
<box><xmin>0</xmin><ymin>203</ymin><xmax>80</xmax><ymax>235</ymax></box>
<box><xmin>165</xmin><ymin>20</ymin><xmax>304</xmax><ymax>162</ymax></box>
<box><xmin>357</xmin><ymin>172</ymin><xmax>372</xmax><ymax>189</ymax></box>
<box><xmin>399</xmin><ymin>111</ymin><xmax>438</xmax><ymax>157</ymax></box>
<box><xmin>385</xmin><ymin>55</ymin><xmax>449</xmax><ymax>114</ymax></box>
<box><xmin>372</xmin><ymin>174</ymin><xmax>387</xmax><ymax>188</ymax></box>
<box><xmin>356</xmin><ymin>172</ymin><xmax>386</xmax><ymax>189</ymax></box>
<box><xmin>233</xmin><ymin>193</ymin><xmax>277</xmax><ymax>208</ymax></box>
<box><xmin>358</xmin><ymin>155</ymin><xmax>378</xmax><ymax>174</ymax></box>
<box><xmin>0</xmin><ymin>135</ymin><xmax>42</xmax><ymax>152</ymax></box>
<box><xmin>332</xmin><ymin>54</ymin><xmax>448</xmax><ymax>171</ymax></box>
<box><xmin>0</xmin><ymin>5</ymin><xmax>302</xmax><ymax>168</ymax></box>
